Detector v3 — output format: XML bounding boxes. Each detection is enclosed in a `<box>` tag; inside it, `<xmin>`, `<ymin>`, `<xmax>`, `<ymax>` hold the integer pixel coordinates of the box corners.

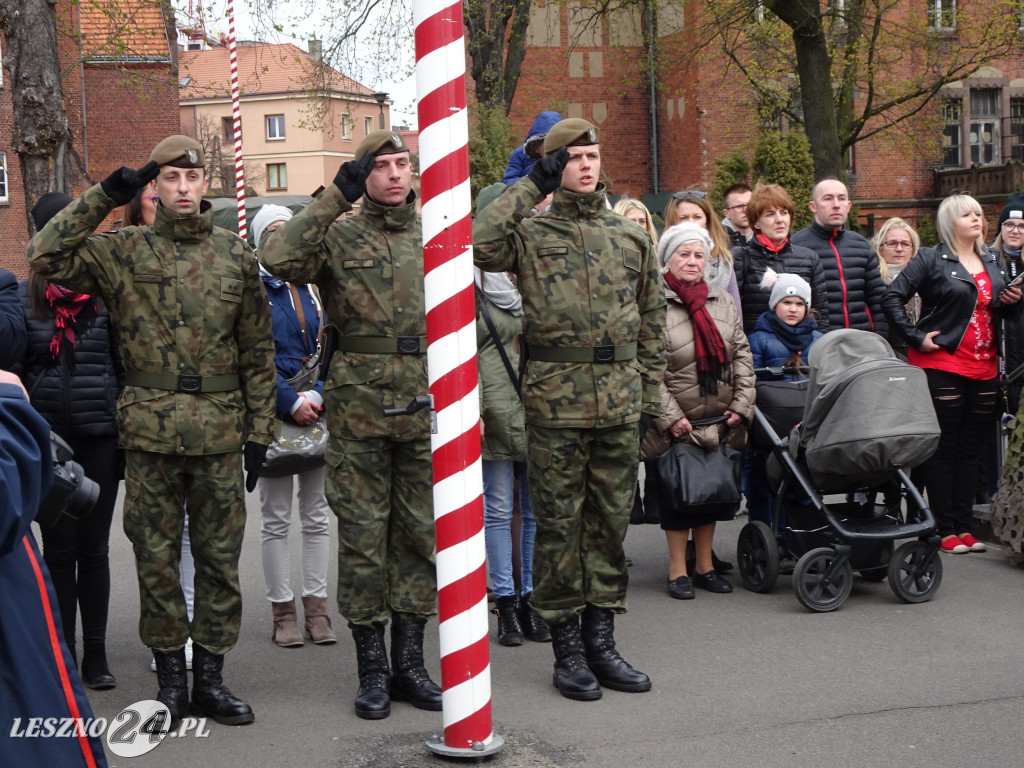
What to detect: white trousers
<box><xmin>258</xmin><ymin>465</ymin><xmax>331</xmax><ymax>602</ymax></box>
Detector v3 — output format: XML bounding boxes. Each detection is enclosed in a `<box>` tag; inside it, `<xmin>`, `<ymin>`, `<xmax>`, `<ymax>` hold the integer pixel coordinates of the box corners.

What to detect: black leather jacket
<box><xmin>882</xmin><ymin>243</ymin><xmax>1015</xmax><ymax>353</ymax></box>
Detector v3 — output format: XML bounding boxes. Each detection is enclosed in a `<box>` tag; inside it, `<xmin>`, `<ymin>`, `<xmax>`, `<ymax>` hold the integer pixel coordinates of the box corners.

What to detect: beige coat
<box><xmin>642</xmin><ymin>284</ymin><xmax>755</xmax><ymax>460</ymax></box>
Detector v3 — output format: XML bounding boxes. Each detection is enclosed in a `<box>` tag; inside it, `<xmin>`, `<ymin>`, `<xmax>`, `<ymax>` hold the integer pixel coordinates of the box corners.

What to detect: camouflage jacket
<box><xmin>27</xmin><ymin>185</ymin><xmax>276</xmax><ymax>455</ymax></box>
<box><xmin>473</xmin><ymin>179</ymin><xmax>666</xmax><ymax>428</ymax></box>
<box><xmin>259</xmin><ymin>184</ymin><xmax>430</xmax><ymax>441</ymax></box>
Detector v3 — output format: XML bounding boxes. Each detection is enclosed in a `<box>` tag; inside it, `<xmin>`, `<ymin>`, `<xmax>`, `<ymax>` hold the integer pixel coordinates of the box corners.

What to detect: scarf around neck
<box><xmin>474</xmin><ymin>268</ymin><xmax>523</xmax><ymax>316</ymax></box>
<box><xmin>45</xmin><ymin>283</ymin><xmax>92</xmax><ymax>359</ymax></box>
<box><xmin>764</xmin><ymin>311</ymin><xmax>817</xmax><ymax>354</ymax></box>
<box><xmin>664</xmin><ymin>271</ymin><xmax>731</xmax><ymax>396</ymax></box>
<box><xmin>755</xmin><ymin>233</ymin><xmax>788</xmax><ymax>253</ymax></box>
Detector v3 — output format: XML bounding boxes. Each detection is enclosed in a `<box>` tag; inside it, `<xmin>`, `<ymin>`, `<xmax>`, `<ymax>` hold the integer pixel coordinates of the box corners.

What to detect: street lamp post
<box><xmin>372</xmin><ymin>92</ymin><xmax>388</xmax><ymax>130</ymax></box>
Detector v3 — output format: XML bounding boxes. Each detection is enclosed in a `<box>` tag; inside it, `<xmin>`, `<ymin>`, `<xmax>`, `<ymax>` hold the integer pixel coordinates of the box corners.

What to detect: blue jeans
<box><xmin>483</xmin><ymin>460</ymin><xmax>535</xmax><ymax>598</ymax></box>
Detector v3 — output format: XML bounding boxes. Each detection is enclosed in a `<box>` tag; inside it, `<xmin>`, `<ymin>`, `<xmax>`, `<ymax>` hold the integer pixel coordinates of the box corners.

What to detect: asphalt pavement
<box><xmin>72</xmin><ymin>487</ymin><xmax>1024</xmax><ymax>768</ymax></box>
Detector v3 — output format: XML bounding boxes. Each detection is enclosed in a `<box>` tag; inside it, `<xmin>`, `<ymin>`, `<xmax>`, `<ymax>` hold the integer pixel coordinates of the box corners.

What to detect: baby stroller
<box><xmin>737</xmin><ymin>329</ymin><xmax>944</xmax><ymax>612</ymax></box>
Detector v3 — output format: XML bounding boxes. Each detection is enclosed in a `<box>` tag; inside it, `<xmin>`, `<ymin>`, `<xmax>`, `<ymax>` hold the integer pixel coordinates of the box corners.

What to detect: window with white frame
<box><xmin>927</xmin><ymin>0</ymin><xmax>955</xmax><ymax>30</ymax></box>
<box><xmin>941</xmin><ymin>99</ymin><xmax>962</xmax><ymax>168</ymax></box>
<box><xmin>1011</xmin><ymin>98</ymin><xmax>1024</xmax><ymax>162</ymax></box>
<box><xmin>0</xmin><ymin>153</ymin><xmax>8</xmax><ymax>204</ymax></box>
<box><xmin>266</xmin><ymin>114</ymin><xmax>285</xmax><ymax>141</ymax></box>
<box><xmin>364</xmin><ymin>115</ymin><xmax>373</xmax><ymax>135</ymax></box>
<box><xmin>341</xmin><ymin>114</ymin><xmax>352</xmax><ymax>140</ymax></box>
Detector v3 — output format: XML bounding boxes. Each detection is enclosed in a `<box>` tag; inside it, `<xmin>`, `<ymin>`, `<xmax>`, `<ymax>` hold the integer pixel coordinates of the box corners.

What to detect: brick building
<box><xmin>0</xmin><ymin>0</ymin><xmax>179</xmax><ymax>278</ymax></box>
<box><xmin>506</xmin><ymin>1</ymin><xmax>1024</xmax><ymax>233</ymax></box>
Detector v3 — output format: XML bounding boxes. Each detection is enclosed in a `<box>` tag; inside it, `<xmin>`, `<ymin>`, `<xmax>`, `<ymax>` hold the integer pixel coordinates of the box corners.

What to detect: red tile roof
<box><xmin>180</xmin><ymin>43</ymin><xmax>373</xmax><ymax>100</ymax></box>
<box><xmin>76</xmin><ymin>0</ymin><xmax>170</xmax><ymax>59</ymax></box>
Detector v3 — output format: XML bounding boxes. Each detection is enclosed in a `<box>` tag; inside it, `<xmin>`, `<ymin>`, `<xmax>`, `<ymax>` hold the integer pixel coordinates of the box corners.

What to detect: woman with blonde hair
<box><xmin>883</xmin><ymin>193</ymin><xmax>1022</xmax><ymax>554</ymax></box>
<box><xmin>664</xmin><ymin>191</ymin><xmax>740</xmax><ymax>310</ymax></box>
<box><xmin>871</xmin><ymin>217</ymin><xmax>921</xmax><ymax>283</ymax></box>
<box><xmin>614</xmin><ymin>198</ymin><xmax>659</xmax><ymax>248</ymax></box>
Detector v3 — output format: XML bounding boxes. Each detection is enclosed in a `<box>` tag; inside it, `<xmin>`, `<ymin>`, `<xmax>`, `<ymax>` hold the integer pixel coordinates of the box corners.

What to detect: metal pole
<box><xmin>413</xmin><ymin>0</ymin><xmax>502</xmax><ymax>758</ymax></box>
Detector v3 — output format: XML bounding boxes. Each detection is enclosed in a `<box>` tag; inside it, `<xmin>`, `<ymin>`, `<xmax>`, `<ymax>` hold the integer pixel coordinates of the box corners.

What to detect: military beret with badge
<box><xmin>542</xmin><ymin>119</ymin><xmax>599</xmax><ymax>155</ymax></box>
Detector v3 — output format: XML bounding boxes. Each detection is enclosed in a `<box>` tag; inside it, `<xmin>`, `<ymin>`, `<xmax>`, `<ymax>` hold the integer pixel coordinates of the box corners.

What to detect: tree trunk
<box><xmin>465</xmin><ymin>0</ymin><xmax>532</xmax><ymax>114</ymax></box>
<box><xmin>0</xmin><ymin>0</ymin><xmax>73</xmax><ymax>235</ymax></box>
<box><xmin>766</xmin><ymin>0</ymin><xmax>842</xmax><ymax>180</ymax></box>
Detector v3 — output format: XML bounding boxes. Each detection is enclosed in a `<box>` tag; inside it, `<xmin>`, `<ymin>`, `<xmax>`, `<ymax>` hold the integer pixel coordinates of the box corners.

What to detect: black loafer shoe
<box><xmin>667</xmin><ymin>575</ymin><xmax>695</xmax><ymax>600</ymax></box>
<box><xmin>692</xmin><ymin>569</ymin><xmax>733</xmax><ymax>594</ymax></box>
<box><xmin>712</xmin><ymin>549</ymin><xmax>735</xmax><ymax>573</ymax></box>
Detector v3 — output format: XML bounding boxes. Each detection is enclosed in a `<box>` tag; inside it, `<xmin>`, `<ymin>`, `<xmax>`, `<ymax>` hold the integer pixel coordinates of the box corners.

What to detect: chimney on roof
<box><xmin>308</xmin><ymin>39</ymin><xmax>322</xmax><ymax>63</ymax></box>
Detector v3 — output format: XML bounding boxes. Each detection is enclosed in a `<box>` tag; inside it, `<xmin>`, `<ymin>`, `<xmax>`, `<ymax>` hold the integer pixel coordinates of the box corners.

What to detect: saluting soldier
<box><xmin>473</xmin><ymin>118</ymin><xmax>666</xmax><ymax>701</ymax></box>
<box><xmin>28</xmin><ymin>135</ymin><xmax>276</xmax><ymax>728</ymax></box>
<box><xmin>259</xmin><ymin>130</ymin><xmax>441</xmax><ymax>721</ymax></box>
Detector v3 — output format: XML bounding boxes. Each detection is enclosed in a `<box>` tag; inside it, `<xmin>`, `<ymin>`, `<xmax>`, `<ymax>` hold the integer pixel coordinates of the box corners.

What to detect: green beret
<box><xmin>356</xmin><ymin>129</ymin><xmax>409</xmax><ymax>159</ymax></box>
<box><xmin>150</xmin><ymin>135</ymin><xmax>205</xmax><ymax>168</ymax></box>
<box><xmin>542</xmin><ymin>119</ymin><xmax>599</xmax><ymax>154</ymax></box>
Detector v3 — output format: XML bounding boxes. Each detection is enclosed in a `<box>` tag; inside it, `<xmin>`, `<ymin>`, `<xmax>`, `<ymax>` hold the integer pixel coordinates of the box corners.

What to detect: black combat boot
<box><xmin>190</xmin><ymin>644</ymin><xmax>255</xmax><ymax>725</ymax></box>
<box><xmin>518</xmin><ymin>593</ymin><xmax>551</xmax><ymax>643</ymax></box>
<box><xmin>549</xmin><ymin>618</ymin><xmax>602</xmax><ymax>701</ymax></box>
<box><xmin>493</xmin><ymin>595</ymin><xmax>524</xmax><ymax>646</ymax></box>
<box><xmin>352</xmin><ymin>626</ymin><xmax>391</xmax><ymax>720</ymax></box>
<box><xmin>152</xmin><ymin>648</ymin><xmax>189</xmax><ymax>729</ymax></box>
<box><xmin>580</xmin><ymin>606</ymin><xmax>651</xmax><ymax>693</ymax></box>
<box><xmin>389</xmin><ymin>620</ymin><xmax>442</xmax><ymax>711</ymax></box>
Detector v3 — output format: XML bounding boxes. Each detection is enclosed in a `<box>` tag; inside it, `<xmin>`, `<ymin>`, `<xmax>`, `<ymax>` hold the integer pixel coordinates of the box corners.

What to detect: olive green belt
<box><xmin>529</xmin><ymin>342</ymin><xmax>637</xmax><ymax>364</ymax></box>
<box><xmin>124</xmin><ymin>371</ymin><xmax>240</xmax><ymax>394</ymax></box>
<box><xmin>337</xmin><ymin>336</ymin><xmax>427</xmax><ymax>355</ymax></box>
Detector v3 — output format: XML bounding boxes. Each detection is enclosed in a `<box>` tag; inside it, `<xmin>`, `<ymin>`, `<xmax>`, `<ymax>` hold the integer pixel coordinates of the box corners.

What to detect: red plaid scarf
<box><xmin>663</xmin><ymin>272</ymin><xmax>732</xmax><ymax>396</ymax></box>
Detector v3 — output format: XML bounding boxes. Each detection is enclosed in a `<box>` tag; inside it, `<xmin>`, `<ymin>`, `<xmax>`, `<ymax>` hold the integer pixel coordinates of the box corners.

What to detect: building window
<box><xmin>969</xmin><ymin>88</ymin><xmax>1000</xmax><ymax>165</ymax></box>
<box><xmin>222</xmin><ymin>117</ymin><xmax>234</xmax><ymax>143</ymax></box>
<box><xmin>942</xmin><ymin>98</ymin><xmax>962</xmax><ymax>168</ymax></box>
<box><xmin>266</xmin><ymin>115</ymin><xmax>285</xmax><ymax>141</ymax></box>
<box><xmin>928</xmin><ymin>0</ymin><xmax>956</xmax><ymax>30</ymax></box>
<box><xmin>1011</xmin><ymin>98</ymin><xmax>1024</xmax><ymax>162</ymax></box>
<box><xmin>341</xmin><ymin>114</ymin><xmax>352</xmax><ymax>140</ymax></box>
<box><xmin>365</xmin><ymin>116</ymin><xmax>373</xmax><ymax>135</ymax></box>
<box><xmin>0</xmin><ymin>153</ymin><xmax>8</xmax><ymax>204</ymax></box>
<box><xmin>267</xmin><ymin>163</ymin><xmax>287</xmax><ymax>190</ymax></box>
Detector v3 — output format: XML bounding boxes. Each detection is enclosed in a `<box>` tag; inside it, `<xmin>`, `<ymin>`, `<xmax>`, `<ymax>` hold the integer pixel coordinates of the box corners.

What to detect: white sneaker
<box><xmin>149</xmin><ymin>638</ymin><xmax>194</xmax><ymax>672</ymax></box>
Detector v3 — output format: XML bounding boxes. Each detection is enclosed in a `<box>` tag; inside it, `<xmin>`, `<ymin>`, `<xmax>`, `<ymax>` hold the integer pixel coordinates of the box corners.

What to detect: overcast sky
<box><xmin>178</xmin><ymin>0</ymin><xmax>419</xmax><ymax>127</ymax></box>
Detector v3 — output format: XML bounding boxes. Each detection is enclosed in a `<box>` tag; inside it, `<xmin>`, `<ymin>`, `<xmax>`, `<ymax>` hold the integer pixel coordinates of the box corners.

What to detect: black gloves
<box><xmin>243</xmin><ymin>441</ymin><xmax>268</xmax><ymax>493</ymax></box>
<box><xmin>639</xmin><ymin>413</ymin><xmax>653</xmax><ymax>446</ymax></box>
<box><xmin>527</xmin><ymin>146</ymin><xmax>570</xmax><ymax>196</ymax></box>
<box><xmin>333</xmin><ymin>150</ymin><xmax>376</xmax><ymax>203</ymax></box>
<box><xmin>100</xmin><ymin>161</ymin><xmax>160</xmax><ymax>206</ymax></box>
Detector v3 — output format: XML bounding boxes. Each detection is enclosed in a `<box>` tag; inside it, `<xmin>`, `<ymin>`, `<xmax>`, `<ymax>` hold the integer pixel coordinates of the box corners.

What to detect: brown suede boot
<box><xmin>301</xmin><ymin>595</ymin><xmax>337</xmax><ymax>645</ymax></box>
<box><xmin>271</xmin><ymin>600</ymin><xmax>304</xmax><ymax>647</ymax></box>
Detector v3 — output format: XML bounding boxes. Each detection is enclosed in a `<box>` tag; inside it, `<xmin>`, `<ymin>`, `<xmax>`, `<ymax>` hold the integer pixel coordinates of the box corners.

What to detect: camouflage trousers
<box><xmin>123</xmin><ymin>450</ymin><xmax>245</xmax><ymax>655</ymax></box>
<box><xmin>325</xmin><ymin>436</ymin><xmax>436</xmax><ymax>629</ymax></box>
<box><xmin>526</xmin><ymin>423</ymin><xmax>639</xmax><ymax>625</ymax></box>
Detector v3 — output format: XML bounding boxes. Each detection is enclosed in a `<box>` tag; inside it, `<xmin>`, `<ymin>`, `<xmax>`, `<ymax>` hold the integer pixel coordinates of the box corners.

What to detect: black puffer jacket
<box><xmin>791</xmin><ymin>222</ymin><xmax>888</xmax><ymax>337</ymax></box>
<box><xmin>15</xmin><ymin>280</ymin><xmax>123</xmax><ymax>439</ymax></box>
<box><xmin>732</xmin><ymin>237</ymin><xmax>830</xmax><ymax>335</ymax></box>
<box><xmin>882</xmin><ymin>243</ymin><xmax>1016</xmax><ymax>355</ymax></box>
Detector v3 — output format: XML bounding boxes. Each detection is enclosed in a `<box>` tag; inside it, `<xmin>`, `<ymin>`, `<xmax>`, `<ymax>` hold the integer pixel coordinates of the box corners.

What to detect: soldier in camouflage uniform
<box><xmin>259</xmin><ymin>130</ymin><xmax>441</xmax><ymax>721</ymax></box>
<box><xmin>473</xmin><ymin>118</ymin><xmax>666</xmax><ymax>701</ymax></box>
<box><xmin>27</xmin><ymin>135</ymin><xmax>276</xmax><ymax>728</ymax></box>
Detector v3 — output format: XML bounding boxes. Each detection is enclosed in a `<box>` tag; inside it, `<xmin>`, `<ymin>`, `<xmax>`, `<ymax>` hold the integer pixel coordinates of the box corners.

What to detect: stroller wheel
<box><xmin>737</xmin><ymin>521</ymin><xmax>779</xmax><ymax>593</ymax></box>
<box><xmin>793</xmin><ymin>547</ymin><xmax>853</xmax><ymax>612</ymax></box>
<box><xmin>888</xmin><ymin>540</ymin><xmax>943</xmax><ymax>604</ymax></box>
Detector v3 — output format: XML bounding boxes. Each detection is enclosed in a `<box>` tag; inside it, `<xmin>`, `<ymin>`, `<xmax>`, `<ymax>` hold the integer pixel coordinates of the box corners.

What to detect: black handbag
<box><xmin>655</xmin><ymin>417</ymin><xmax>742</xmax><ymax>512</ymax></box>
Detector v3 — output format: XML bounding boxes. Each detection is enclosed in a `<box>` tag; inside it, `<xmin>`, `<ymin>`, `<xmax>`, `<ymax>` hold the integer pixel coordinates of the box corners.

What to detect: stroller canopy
<box><xmin>797</xmin><ymin>329</ymin><xmax>940</xmax><ymax>490</ymax></box>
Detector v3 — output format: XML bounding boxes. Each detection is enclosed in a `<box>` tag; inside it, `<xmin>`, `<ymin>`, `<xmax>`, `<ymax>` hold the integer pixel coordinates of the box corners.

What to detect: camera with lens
<box><xmin>35</xmin><ymin>432</ymin><xmax>100</xmax><ymax>528</ymax></box>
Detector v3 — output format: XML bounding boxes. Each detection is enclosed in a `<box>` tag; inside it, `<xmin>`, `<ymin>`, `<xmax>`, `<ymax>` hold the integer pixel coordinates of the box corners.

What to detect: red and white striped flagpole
<box><xmin>415</xmin><ymin>0</ymin><xmax>502</xmax><ymax>758</ymax></box>
<box><xmin>226</xmin><ymin>0</ymin><xmax>247</xmax><ymax>240</ymax></box>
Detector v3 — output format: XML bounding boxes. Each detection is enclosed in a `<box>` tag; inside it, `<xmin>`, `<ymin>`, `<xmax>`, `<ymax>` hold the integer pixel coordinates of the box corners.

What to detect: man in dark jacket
<box><xmin>502</xmin><ymin>111</ymin><xmax>563</xmax><ymax>184</ymax></box>
<box><xmin>0</xmin><ymin>371</ymin><xmax>109</xmax><ymax>768</ymax></box>
<box><xmin>792</xmin><ymin>179</ymin><xmax>888</xmax><ymax>337</ymax></box>
<box><xmin>0</xmin><ymin>267</ymin><xmax>26</xmax><ymax>367</ymax></box>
